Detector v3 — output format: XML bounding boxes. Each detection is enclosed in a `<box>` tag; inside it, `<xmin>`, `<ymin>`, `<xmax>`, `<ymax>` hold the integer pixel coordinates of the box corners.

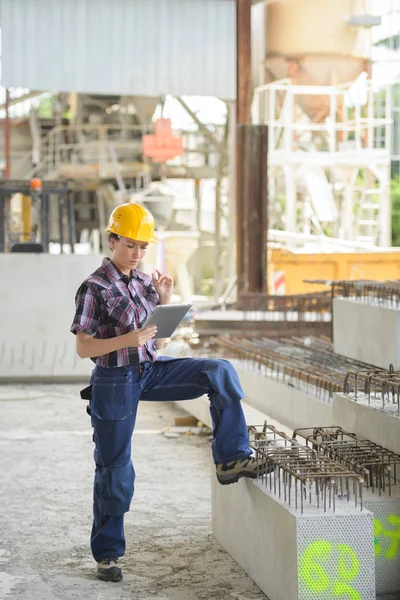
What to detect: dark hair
<box><xmin>108</xmin><ymin>233</ymin><xmax>120</xmax><ymax>242</ymax></box>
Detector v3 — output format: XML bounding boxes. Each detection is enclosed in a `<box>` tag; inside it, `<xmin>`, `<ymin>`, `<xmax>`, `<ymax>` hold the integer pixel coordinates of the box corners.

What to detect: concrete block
<box><xmin>333</xmin><ymin>392</ymin><xmax>400</xmax><ymax>455</ymax></box>
<box><xmin>0</xmin><ymin>254</ymin><xmax>100</xmax><ymax>380</ymax></box>
<box><xmin>179</xmin><ymin>370</ymin><xmax>400</xmax><ymax>595</ymax></box>
<box><xmin>363</xmin><ymin>491</ymin><xmax>400</xmax><ymax>595</ymax></box>
<box><xmin>333</xmin><ymin>298</ymin><xmax>400</xmax><ymax>368</ymax></box>
<box><xmin>235</xmin><ymin>364</ymin><xmax>333</xmax><ymax>431</ymax></box>
<box><xmin>212</xmin><ymin>475</ymin><xmax>376</xmax><ymax>600</ymax></box>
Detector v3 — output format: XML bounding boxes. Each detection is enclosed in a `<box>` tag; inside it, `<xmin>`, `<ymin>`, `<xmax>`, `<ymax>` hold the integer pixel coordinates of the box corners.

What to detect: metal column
<box><xmin>67</xmin><ymin>192</ymin><xmax>76</xmax><ymax>253</ymax></box>
<box><xmin>239</xmin><ymin>124</ymin><xmax>269</xmax><ymax>294</ymax></box>
<box><xmin>236</xmin><ymin>0</ymin><xmax>252</xmax><ymax>297</ymax></box>
<box><xmin>0</xmin><ymin>193</ymin><xmax>5</xmax><ymax>252</ymax></box>
<box><xmin>40</xmin><ymin>194</ymin><xmax>50</xmax><ymax>251</ymax></box>
<box><xmin>4</xmin><ymin>90</ymin><xmax>11</xmax><ymax>178</ymax></box>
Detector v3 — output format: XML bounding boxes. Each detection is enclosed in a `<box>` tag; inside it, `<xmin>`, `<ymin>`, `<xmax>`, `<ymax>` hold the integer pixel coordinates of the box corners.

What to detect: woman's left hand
<box><xmin>152</xmin><ymin>269</ymin><xmax>174</xmax><ymax>304</ymax></box>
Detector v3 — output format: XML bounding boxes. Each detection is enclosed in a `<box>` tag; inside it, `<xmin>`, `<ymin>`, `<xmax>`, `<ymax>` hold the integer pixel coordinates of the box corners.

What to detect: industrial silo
<box><xmin>264</xmin><ymin>0</ymin><xmax>373</xmax><ymax>120</ymax></box>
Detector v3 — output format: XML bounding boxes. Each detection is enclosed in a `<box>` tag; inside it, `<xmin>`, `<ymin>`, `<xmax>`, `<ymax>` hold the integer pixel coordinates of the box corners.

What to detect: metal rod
<box><xmin>5</xmin><ymin>89</ymin><xmax>11</xmax><ymax>178</ymax></box>
<box><xmin>59</xmin><ymin>197</ymin><xmax>64</xmax><ymax>252</ymax></box>
<box><xmin>40</xmin><ymin>194</ymin><xmax>50</xmax><ymax>252</ymax></box>
<box><xmin>66</xmin><ymin>192</ymin><xmax>76</xmax><ymax>253</ymax></box>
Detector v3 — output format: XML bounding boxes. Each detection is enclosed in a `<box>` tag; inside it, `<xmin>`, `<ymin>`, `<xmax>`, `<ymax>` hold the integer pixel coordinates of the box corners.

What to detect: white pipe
<box><xmin>267</xmin><ymin>229</ymin><xmax>386</xmax><ymax>251</ymax></box>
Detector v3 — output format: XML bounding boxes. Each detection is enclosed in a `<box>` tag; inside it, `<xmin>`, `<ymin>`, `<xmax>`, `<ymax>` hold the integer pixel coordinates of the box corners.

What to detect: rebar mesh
<box><xmin>334</xmin><ymin>280</ymin><xmax>400</xmax><ymax>309</ymax></box>
<box><xmin>292</xmin><ymin>426</ymin><xmax>400</xmax><ymax>496</ymax></box>
<box><xmin>344</xmin><ymin>364</ymin><xmax>400</xmax><ymax>416</ymax></box>
<box><xmin>211</xmin><ymin>335</ymin><xmax>377</xmax><ymax>402</ymax></box>
<box><xmin>248</xmin><ymin>423</ymin><xmax>364</xmax><ymax>513</ymax></box>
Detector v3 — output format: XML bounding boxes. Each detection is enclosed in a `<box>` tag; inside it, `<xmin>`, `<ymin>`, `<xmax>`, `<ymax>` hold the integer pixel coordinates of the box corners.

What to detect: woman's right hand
<box><xmin>125</xmin><ymin>326</ymin><xmax>158</xmax><ymax>347</ymax></box>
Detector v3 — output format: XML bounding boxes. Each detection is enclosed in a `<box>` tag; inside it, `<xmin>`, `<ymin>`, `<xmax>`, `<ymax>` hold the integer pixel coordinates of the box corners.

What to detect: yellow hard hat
<box><xmin>105</xmin><ymin>203</ymin><xmax>158</xmax><ymax>243</ymax></box>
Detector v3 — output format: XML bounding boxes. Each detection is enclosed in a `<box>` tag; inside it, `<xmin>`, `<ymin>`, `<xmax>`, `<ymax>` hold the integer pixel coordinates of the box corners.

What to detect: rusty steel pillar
<box><xmin>236</xmin><ymin>0</ymin><xmax>252</xmax><ymax>297</ymax></box>
<box><xmin>238</xmin><ymin>124</ymin><xmax>269</xmax><ymax>295</ymax></box>
<box><xmin>236</xmin><ymin>0</ymin><xmax>252</xmax><ymax>125</ymax></box>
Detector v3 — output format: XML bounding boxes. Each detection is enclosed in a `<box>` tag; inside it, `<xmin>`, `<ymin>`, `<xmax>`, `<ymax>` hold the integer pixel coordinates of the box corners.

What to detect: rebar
<box><xmin>343</xmin><ymin>364</ymin><xmax>400</xmax><ymax>416</ymax></box>
<box><xmin>210</xmin><ymin>335</ymin><xmax>376</xmax><ymax>403</ymax></box>
<box><xmin>333</xmin><ymin>280</ymin><xmax>400</xmax><ymax>309</ymax></box>
<box><xmin>235</xmin><ymin>291</ymin><xmax>332</xmax><ymax>313</ymax></box>
<box><xmin>292</xmin><ymin>426</ymin><xmax>400</xmax><ymax>496</ymax></box>
<box><xmin>248</xmin><ymin>424</ymin><xmax>364</xmax><ymax>513</ymax></box>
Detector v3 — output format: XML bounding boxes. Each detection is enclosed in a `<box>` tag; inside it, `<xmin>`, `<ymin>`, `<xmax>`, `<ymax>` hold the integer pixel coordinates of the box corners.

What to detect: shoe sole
<box><xmin>216</xmin><ymin>470</ymin><xmax>258</xmax><ymax>486</ymax></box>
<box><xmin>217</xmin><ymin>465</ymin><xmax>274</xmax><ymax>486</ymax></box>
<box><xmin>97</xmin><ymin>568</ymin><xmax>123</xmax><ymax>583</ymax></box>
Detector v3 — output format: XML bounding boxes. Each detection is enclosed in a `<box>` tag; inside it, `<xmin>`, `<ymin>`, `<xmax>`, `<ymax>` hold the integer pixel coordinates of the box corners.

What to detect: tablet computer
<box><xmin>143</xmin><ymin>303</ymin><xmax>192</xmax><ymax>338</ymax></box>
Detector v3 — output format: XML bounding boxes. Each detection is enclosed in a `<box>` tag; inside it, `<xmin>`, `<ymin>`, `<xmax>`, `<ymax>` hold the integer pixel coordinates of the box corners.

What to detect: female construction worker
<box><xmin>71</xmin><ymin>202</ymin><xmax>266</xmax><ymax>583</ymax></box>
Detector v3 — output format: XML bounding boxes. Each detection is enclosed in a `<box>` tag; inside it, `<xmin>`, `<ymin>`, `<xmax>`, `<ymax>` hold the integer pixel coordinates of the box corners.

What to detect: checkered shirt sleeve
<box><xmin>70</xmin><ymin>282</ymin><xmax>100</xmax><ymax>336</ymax></box>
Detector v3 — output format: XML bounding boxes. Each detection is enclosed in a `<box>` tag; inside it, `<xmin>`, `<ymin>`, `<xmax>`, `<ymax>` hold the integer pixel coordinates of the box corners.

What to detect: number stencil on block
<box><xmin>297</xmin><ymin>515</ymin><xmax>375</xmax><ymax>600</ymax></box>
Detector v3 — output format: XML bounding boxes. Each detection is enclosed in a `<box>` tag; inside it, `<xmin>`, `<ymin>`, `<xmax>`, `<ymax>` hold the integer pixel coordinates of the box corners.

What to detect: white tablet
<box><xmin>143</xmin><ymin>303</ymin><xmax>192</xmax><ymax>338</ymax></box>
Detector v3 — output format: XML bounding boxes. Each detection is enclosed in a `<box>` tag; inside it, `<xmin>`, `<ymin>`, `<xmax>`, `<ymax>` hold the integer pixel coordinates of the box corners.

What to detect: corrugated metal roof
<box><xmin>1</xmin><ymin>0</ymin><xmax>236</xmax><ymax>99</ymax></box>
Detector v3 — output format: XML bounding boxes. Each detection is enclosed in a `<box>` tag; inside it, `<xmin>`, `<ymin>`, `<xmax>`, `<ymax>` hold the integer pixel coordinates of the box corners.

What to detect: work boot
<box><xmin>97</xmin><ymin>558</ymin><xmax>123</xmax><ymax>582</ymax></box>
<box><xmin>216</xmin><ymin>455</ymin><xmax>271</xmax><ymax>485</ymax></box>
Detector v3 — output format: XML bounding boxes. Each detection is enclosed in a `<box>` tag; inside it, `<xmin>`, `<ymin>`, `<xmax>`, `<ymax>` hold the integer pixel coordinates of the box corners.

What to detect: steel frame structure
<box><xmin>252</xmin><ymin>78</ymin><xmax>392</xmax><ymax>246</ymax></box>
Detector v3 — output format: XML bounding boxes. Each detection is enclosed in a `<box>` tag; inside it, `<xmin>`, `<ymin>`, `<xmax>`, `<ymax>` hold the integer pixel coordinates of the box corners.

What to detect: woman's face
<box><xmin>110</xmin><ymin>236</ymin><xmax>148</xmax><ymax>274</ymax></box>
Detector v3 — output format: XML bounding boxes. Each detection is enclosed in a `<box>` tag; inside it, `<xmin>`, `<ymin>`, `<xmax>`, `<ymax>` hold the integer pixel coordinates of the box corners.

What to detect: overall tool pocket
<box><xmin>91</xmin><ymin>371</ymin><xmax>133</xmax><ymax>420</ymax></box>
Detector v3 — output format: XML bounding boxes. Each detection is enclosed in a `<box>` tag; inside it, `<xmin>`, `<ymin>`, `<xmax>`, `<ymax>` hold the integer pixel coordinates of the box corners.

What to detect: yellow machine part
<box><xmin>9</xmin><ymin>194</ymin><xmax>32</xmax><ymax>242</ymax></box>
<box><xmin>21</xmin><ymin>195</ymin><xmax>32</xmax><ymax>242</ymax></box>
<box><xmin>268</xmin><ymin>248</ymin><xmax>400</xmax><ymax>295</ymax></box>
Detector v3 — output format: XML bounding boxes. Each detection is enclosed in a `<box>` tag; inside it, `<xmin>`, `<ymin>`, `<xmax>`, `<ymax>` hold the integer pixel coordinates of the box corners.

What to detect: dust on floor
<box><xmin>0</xmin><ymin>384</ymin><xmax>268</xmax><ymax>600</ymax></box>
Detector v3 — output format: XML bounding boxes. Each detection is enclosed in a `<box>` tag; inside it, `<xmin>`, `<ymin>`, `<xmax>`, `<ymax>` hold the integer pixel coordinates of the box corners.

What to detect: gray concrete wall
<box><xmin>0</xmin><ymin>254</ymin><xmax>100</xmax><ymax>380</ymax></box>
<box><xmin>333</xmin><ymin>297</ymin><xmax>400</xmax><ymax>369</ymax></box>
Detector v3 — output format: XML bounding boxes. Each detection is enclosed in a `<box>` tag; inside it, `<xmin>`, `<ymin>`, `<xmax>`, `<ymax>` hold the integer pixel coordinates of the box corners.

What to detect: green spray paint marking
<box><xmin>374</xmin><ymin>515</ymin><xmax>400</xmax><ymax>559</ymax></box>
<box><xmin>299</xmin><ymin>541</ymin><xmax>361</xmax><ymax>599</ymax></box>
<box><xmin>336</xmin><ymin>544</ymin><xmax>360</xmax><ymax>580</ymax></box>
<box><xmin>299</xmin><ymin>541</ymin><xmax>331</xmax><ymax>592</ymax></box>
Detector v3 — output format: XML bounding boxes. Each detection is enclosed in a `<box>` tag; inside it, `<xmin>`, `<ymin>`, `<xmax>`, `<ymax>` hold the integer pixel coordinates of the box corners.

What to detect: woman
<box><xmin>71</xmin><ymin>202</ymin><xmax>265</xmax><ymax>583</ymax></box>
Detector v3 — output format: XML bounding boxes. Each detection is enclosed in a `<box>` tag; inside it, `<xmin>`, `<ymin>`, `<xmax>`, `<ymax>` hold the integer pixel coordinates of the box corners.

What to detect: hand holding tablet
<box><xmin>143</xmin><ymin>303</ymin><xmax>192</xmax><ymax>338</ymax></box>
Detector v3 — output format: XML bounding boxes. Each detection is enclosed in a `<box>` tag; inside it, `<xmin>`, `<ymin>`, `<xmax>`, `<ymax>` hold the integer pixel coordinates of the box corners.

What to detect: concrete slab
<box><xmin>333</xmin><ymin>392</ymin><xmax>400</xmax><ymax>455</ymax></box>
<box><xmin>235</xmin><ymin>364</ymin><xmax>333</xmax><ymax>431</ymax></box>
<box><xmin>0</xmin><ymin>383</ymin><xmax>268</xmax><ymax>600</ymax></box>
<box><xmin>333</xmin><ymin>298</ymin><xmax>400</xmax><ymax>369</ymax></box>
<box><xmin>212</xmin><ymin>474</ymin><xmax>376</xmax><ymax>600</ymax></box>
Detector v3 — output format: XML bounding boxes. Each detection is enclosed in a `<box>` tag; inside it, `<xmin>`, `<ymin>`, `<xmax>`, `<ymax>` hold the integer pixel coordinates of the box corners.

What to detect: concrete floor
<box><xmin>0</xmin><ymin>384</ymin><xmax>268</xmax><ymax>600</ymax></box>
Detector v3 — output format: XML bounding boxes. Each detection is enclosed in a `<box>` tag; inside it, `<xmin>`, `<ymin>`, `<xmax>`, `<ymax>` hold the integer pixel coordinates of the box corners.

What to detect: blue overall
<box><xmin>89</xmin><ymin>355</ymin><xmax>251</xmax><ymax>562</ymax></box>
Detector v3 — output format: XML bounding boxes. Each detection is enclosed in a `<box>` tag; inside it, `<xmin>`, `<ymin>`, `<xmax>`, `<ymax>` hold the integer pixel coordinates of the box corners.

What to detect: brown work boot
<box><xmin>216</xmin><ymin>455</ymin><xmax>270</xmax><ymax>485</ymax></box>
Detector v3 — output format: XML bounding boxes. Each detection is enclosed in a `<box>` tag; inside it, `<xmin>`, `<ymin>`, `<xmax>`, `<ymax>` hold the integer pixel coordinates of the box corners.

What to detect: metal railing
<box><xmin>11</xmin><ymin>123</ymin><xmax>227</xmax><ymax>181</ymax></box>
<box><xmin>252</xmin><ymin>77</ymin><xmax>393</xmax><ymax>155</ymax></box>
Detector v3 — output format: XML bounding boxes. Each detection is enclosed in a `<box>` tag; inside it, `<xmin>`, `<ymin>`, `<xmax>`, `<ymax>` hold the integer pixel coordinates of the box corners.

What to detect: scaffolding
<box><xmin>371</xmin><ymin>0</ymin><xmax>400</xmax><ymax>176</ymax></box>
<box><xmin>253</xmin><ymin>78</ymin><xmax>393</xmax><ymax>246</ymax></box>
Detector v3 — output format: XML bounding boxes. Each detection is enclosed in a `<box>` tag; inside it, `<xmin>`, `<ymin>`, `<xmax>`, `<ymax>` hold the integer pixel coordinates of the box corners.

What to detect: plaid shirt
<box><xmin>71</xmin><ymin>257</ymin><xmax>159</xmax><ymax>367</ymax></box>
